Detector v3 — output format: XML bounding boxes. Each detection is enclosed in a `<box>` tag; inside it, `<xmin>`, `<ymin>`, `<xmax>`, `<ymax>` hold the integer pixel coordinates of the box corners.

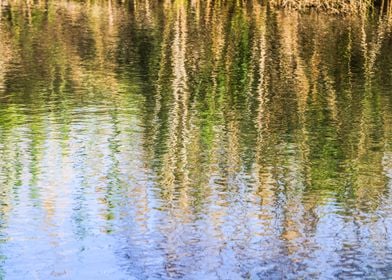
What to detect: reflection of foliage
<box><xmin>140</xmin><ymin>1</ymin><xmax>392</xmax><ymax>220</ymax></box>
<box><xmin>0</xmin><ymin>0</ymin><xmax>391</xmax><ymax>217</ymax></box>
<box><xmin>0</xmin><ymin>1</ymin><xmax>392</xmax><ymax>276</ymax></box>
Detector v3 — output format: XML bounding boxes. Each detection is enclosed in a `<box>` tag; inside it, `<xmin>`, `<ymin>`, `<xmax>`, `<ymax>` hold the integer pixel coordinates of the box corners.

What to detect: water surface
<box><xmin>1</xmin><ymin>1</ymin><xmax>392</xmax><ymax>279</ymax></box>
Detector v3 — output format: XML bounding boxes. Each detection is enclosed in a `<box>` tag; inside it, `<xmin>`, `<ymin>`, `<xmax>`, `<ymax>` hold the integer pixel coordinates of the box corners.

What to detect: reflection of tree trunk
<box><xmin>0</xmin><ymin>26</ymin><xmax>11</xmax><ymax>94</ymax></box>
<box><xmin>26</xmin><ymin>0</ymin><xmax>32</xmax><ymax>25</ymax></box>
<box><xmin>148</xmin><ymin>4</ymin><xmax>173</xmax><ymax>160</ymax></box>
<box><xmin>252</xmin><ymin>3</ymin><xmax>278</xmax><ymax>238</ymax></box>
<box><xmin>160</xmin><ymin>1</ymin><xmax>189</xmax><ymax>207</ymax></box>
<box><xmin>158</xmin><ymin>5</ymin><xmax>192</xmax><ymax>272</ymax></box>
<box><xmin>276</xmin><ymin>11</ymin><xmax>312</xmax><ymax>185</ymax></box>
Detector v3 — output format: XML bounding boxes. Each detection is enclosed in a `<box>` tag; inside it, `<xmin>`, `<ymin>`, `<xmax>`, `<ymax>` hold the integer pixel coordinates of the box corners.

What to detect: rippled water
<box><xmin>1</xmin><ymin>1</ymin><xmax>392</xmax><ymax>279</ymax></box>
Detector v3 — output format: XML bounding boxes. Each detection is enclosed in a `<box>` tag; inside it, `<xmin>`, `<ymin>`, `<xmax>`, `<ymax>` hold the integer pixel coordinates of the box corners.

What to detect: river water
<box><xmin>1</xmin><ymin>1</ymin><xmax>392</xmax><ymax>279</ymax></box>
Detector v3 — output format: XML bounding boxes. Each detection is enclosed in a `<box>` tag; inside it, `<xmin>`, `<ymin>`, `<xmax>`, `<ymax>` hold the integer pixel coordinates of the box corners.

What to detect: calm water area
<box><xmin>1</xmin><ymin>0</ymin><xmax>392</xmax><ymax>279</ymax></box>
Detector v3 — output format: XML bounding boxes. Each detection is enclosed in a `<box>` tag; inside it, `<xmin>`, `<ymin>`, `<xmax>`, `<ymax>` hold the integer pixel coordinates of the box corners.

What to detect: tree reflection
<box><xmin>0</xmin><ymin>0</ymin><xmax>392</xmax><ymax>278</ymax></box>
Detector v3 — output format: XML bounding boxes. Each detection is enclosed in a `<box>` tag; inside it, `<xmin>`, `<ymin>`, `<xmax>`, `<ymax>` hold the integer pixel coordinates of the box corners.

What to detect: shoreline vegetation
<box><xmin>270</xmin><ymin>0</ymin><xmax>392</xmax><ymax>15</ymax></box>
<box><xmin>0</xmin><ymin>0</ymin><xmax>392</xmax><ymax>16</ymax></box>
<box><xmin>0</xmin><ymin>0</ymin><xmax>392</xmax><ymax>17</ymax></box>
